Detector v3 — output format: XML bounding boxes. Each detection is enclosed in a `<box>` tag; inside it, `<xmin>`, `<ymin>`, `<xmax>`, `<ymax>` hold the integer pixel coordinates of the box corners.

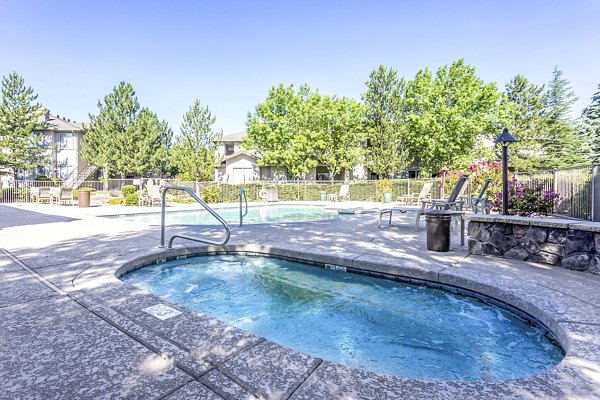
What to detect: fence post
<box><xmin>593</xmin><ymin>164</ymin><xmax>600</xmax><ymax>222</ymax></box>
<box><xmin>553</xmin><ymin>169</ymin><xmax>558</xmax><ymax>215</ymax></box>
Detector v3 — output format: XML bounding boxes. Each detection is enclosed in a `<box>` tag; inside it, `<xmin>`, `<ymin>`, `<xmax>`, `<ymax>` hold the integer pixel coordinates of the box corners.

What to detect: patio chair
<box><xmin>329</xmin><ymin>184</ymin><xmax>350</xmax><ymax>202</ymax></box>
<box><xmin>49</xmin><ymin>187</ymin><xmax>61</xmax><ymax>205</ymax></box>
<box><xmin>396</xmin><ymin>182</ymin><xmax>433</xmax><ymax>205</ymax></box>
<box><xmin>414</xmin><ymin>175</ymin><xmax>470</xmax><ymax>230</ymax></box>
<box><xmin>470</xmin><ymin>179</ymin><xmax>493</xmax><ymax>214</ymax></box>
<box><xmin>29</xmin><ymin>187</ymin><xmax>41</xmax><ymax>203</ymax></box>
<box><xmin>36</xmin><ymin>187</ymin><xmax>52</xmax><ymax>204</ymax></box>
<box><xmin>143</xmin><ymin>184</ymin><xmax>162</xmax><ymax>206</ymax></box>
<box><xmin>58</xmin><ymin>188</ymin><xmax>74</xmax><ymax>206</ymax></box>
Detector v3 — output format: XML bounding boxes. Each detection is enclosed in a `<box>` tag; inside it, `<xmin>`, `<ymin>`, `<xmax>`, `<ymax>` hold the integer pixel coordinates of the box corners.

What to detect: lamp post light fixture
<box><xmin>494</xmin><ymin>128</ymin><xmax>518</xmax><ymax>215</ymax></box>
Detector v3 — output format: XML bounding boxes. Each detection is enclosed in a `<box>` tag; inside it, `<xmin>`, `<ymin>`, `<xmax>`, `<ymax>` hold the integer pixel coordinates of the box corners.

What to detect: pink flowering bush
<box><xmin>440</xmin><ymin>160</ymin><xmax>502</xmax><ymax>198</ymax></box>
<box><xmin>491</xmin><ymin>178</ymin><xmax>559</xmax><ymax>216</ymax></box>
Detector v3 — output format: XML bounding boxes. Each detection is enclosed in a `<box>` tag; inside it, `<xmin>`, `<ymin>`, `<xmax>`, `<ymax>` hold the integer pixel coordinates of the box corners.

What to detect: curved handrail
<box><xmin>239</xmin><ymin>187</ymin><xmax>248</xmax><ymax>226</ymax></box>
<box><xmin>160</xmin><ymin>185</ymin><xmax>230</xmax><ymax>249</ymax></box>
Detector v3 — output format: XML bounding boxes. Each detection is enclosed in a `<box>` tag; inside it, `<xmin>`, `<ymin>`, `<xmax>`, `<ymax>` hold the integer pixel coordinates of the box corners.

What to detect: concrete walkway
<box><xmin>0</xmin><ymin>202</ymin><xmax>599</xmax><ymax>399</ymax></box>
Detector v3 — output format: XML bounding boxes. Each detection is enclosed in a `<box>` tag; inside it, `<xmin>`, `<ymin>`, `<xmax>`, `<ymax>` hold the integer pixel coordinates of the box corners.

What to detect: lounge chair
<box><xmin>415</xmin><ymin>175</ymin><xmax>470</xmax><ymax>229</ymax></box>
<box><xmin>329</xmin><ymin>184</ymin><xmax>350</xmax><ymax>202</ymax></box>
<box><xmin>396</xmin><ymin>182</ymin><xmax>433</xmax><ymax>205</ymax></box>
<box><xmin>378</xmin><ymin>175</ymin><xmax>470</xmax><ymax>230</ymax></box>
<box><xmin>470</xmin><ymin>178</ymin><xmax>493</xmax><ymax>214</ymax></box>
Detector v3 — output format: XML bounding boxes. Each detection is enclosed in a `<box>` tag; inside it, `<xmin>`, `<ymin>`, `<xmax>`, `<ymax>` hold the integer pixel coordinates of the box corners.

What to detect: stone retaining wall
<box><xmin>465</xmin><ymin>214</ymin><xmax>600</xmax><ymax>273</ymax></box>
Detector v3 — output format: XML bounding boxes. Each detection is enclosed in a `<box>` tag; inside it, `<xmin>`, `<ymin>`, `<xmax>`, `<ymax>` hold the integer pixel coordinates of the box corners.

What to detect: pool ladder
<box><xmin>239</xmin><ymin>188</ymin><xmax>248</xmax><ymax>226</ymax></box>
<box><xmin>160</xmin><ymin>185</ymin><xmax>230</xmax><ymax>249</ymax></box>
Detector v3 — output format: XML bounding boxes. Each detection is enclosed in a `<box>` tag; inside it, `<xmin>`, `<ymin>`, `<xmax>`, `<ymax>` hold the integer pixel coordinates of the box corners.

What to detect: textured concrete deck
<box><xmin>1</xmin><ymin>202</ymin><xmax>599</xmax><ymax>399</ymax></box>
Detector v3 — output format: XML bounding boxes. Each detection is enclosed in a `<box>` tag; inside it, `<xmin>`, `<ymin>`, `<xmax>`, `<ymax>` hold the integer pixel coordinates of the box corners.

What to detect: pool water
<box><xmin>103</xmin><ymin>205</ymin><xmax>342</xmax><ymax>225</ymax></box>
<box><xmin>122</xmin><ymin>255</ymin><xmax>563</xmax><ymax>381</ymax></box>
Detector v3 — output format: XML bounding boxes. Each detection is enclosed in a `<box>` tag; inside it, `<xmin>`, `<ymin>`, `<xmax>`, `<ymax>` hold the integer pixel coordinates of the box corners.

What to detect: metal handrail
<box><xmin>160</xmin><ymin>185</ymin><xmax>230</xmax><ymax>249</ymax></box>
<box><xmin>239</xmin><ymin>187</ymin><xmax>248</xmax><ymax>226</ymax></box>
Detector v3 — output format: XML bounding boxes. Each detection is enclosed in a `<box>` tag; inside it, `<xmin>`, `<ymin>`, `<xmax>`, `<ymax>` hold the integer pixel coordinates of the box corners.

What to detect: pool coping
<box><xmin>72</xmin><ymin>243</ymin><xmax>600</xmax><ymax>399</ymax></box>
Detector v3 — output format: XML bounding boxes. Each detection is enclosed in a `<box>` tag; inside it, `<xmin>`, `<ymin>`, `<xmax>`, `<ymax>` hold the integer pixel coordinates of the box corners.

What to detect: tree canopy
<box><xmin>580</xmin><ymin>83</ymin><xmax>600</xmax><ymax>161</ymax></box>
<box><xmin>403</xmin><ymin>59</ymin><xmax>500</xmax><ymax>174</ymax></box>
<box><xmin>362</xmin><ymin>65</ymin><xmax>410</xmax><ymax>178</ymax></box>
<box><xmin>170</xmin><ymin>99</ymin><xmax>222</xmax><ymax>188</ymax></box>
<box><xmin>81</xmin><ymin>81</ymin><xmax>171</xmax><ymax>180</ymax></box>
<box><xmin>245</xmin><ymin>84</ymin><xmax>366</xmax><ymax>179</ymax></box>
<box><xmin>0</xmin><ymin>72</ymin><xmax>46</xmax><ymax>179</ymax></box>
<box><xmin>501</xmin><ymin>68</ymin><xmax>590</xmax><ymax>170</ymax></box>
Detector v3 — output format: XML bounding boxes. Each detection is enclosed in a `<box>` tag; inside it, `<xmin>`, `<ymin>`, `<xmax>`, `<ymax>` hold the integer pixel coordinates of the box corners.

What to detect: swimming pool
<box><xmin>121</xmin><ymin>254</ymin><xmax>563</xmax><ymax>381</ymax></box>
<box><xmin>103</xmin><ymin>205</ymin><xmax>343</xmax><ymax>225</ymax></box>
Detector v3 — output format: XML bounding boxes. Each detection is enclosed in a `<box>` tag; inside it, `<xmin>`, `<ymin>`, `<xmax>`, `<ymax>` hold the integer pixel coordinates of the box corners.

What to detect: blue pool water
<box><xmin>103</xmin><ymin>205</ymin><xmax>342</xmax><ymax>225</ymax></box>
<box><xmin>122</xmin><ymin>255</ymin><xmax>563</xmax><ymax>381</ymax></box>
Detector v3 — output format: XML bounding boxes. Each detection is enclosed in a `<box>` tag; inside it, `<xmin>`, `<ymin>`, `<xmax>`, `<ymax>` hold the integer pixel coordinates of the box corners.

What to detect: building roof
<box><xmin>223</xmin><ymin>149</ymin><xmax>257</xmax><ymax>161</ymax></box>
<box><xmin>220</xmin><ymin>131</ymin><xmax>246</xmax><ymax>142</ymax></box>
<box><xmin>39</xmin><ymin>112</ymin><xmax>85</xmax><ymax>132</ymax></box>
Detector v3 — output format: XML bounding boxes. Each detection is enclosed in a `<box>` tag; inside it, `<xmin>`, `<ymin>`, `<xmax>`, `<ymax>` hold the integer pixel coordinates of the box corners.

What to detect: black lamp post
<box><xmin>494</xmin><ymin>128</ymin><xmax>518</xmax><ymax>215</ymax></box>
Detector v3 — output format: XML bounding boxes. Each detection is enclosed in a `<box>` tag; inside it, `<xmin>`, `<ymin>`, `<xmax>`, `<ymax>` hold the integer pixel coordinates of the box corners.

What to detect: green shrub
<box><xmin>35</xmin><ymin>176</ymin><xmax>51</xmax><ymax>181</ymax></box>
<box><xmin>107</xmin><ymin>197</ymin><xmax>124</xmax><ymax>205</ymax></box>
<box><xmin>124</xmin><ymin>193</ymin><xmax>139</xmax><ymax>206</ymax></box>
<box><xmin>201</xmin><ymin>185</ymin><xmax>221</xmax><ymax>203</ymax></box>
<box><xmin>121</xmin><ymin>185</ymin><xmax>136</xmax><ymax>197</ymax></box>
<box><xmin>349</xmin><ymin>182</ymin><xmax>376</xmax><ymax>201</ymax></box>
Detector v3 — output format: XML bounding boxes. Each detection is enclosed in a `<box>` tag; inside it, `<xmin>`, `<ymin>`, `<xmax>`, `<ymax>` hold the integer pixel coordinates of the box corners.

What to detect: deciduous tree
<box><xmin>362</xmin><ymin>65</ymin><xmax>410</xmax><ymax>178</ymax></box>
<box><xmin>245</xmin><ymin>84</ymin><xmax>318</xmax><ymax>178</ymax></box>
<box><xmin>403</xmin><ymin>59</ymin><xmax>500</xmax><ymax>175</ymax></box>
<box><xmin>313</xmin><ymin>95</ymin><xmax>365</xmax><ymax>181</ymax></box>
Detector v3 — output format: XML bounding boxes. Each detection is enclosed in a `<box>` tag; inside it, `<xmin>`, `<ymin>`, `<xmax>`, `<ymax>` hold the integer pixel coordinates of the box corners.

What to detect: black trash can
<box><xmin>425</xmin><ymin>209</ymin><xmax>452</xmax><ymax>252</ymax></box>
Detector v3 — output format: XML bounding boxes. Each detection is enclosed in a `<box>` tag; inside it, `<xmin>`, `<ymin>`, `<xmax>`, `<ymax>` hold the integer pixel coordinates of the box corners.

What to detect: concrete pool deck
<box><xmin>0</xmin><ymin>202</ymin><xmax>599</xmax><ymax>399</ymax></box>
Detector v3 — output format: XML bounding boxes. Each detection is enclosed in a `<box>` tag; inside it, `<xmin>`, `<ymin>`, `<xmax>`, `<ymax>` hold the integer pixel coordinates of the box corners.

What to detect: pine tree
<box><xmin>501</xmin><ymin>74</ymin><xmax>547</xmax><ymax>171</ymax></box>
<box><xmin>170</xmin><ymin>100</ymin><xmax>222</xmax><ymax>193</ymax></box>
<box><xmin>542</xmin><ymin>67</ymin><xmax>589</xmax><ymax>168</ymax></box>
<box><xmin>580</xmin><ymin>84</ymin><xmax>600</xmax><ymax>162</ymax></box>
<box><xmin>81</xmin><ymin>81</ymin><xmax>140</xmax><ymax>184</ymax></box>
<box><xmin>128</xmin><ymin>108</ymin><xmax>172</xmax><ymax>176</ymax></box>
<box><xmin>0</xmin><ymin>72</ymin><xmax>46</xmax><ymax>180</ymax></box>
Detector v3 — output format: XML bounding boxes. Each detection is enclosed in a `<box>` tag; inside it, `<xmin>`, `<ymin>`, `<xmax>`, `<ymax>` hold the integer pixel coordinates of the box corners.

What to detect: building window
<box><xmin>225</xmin><ymin>143</ymin><xmax>234</xmax><ymax>155</ymax></box>
<box><xmin>59</xmin><ymin>133</ymin><xmax>74</xmax><ymax>150</ymax></box>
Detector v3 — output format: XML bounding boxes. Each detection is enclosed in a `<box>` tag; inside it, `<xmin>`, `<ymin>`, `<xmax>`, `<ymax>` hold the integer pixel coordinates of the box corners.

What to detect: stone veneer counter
<box><xmin>465</xmin><ymin>214</ymin><xmax>600</xmax><ymax>273</ymax></box>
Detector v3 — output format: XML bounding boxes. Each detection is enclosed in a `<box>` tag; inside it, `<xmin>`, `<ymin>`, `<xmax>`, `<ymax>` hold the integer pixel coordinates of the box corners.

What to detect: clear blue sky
<box><xmin>1</xmin><ymin>0</ymin><xmax>598</xmax><ymax>136</ymax></box>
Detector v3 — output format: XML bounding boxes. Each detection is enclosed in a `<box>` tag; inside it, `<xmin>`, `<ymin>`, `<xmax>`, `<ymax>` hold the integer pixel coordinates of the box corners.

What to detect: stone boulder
<box><xmin>562</xmin><ymin>253</ymin><xmax>593</xmax><ymax>271</ymax></box>
<box><xmin>504</xmin><ymin>247</ymin><xmax>529</xmax><ymax>261</ymax></box>
<box><xmin>526</xmin><ymin>226</ymin><xmax>548</xmax><ymax>243</ymax></box>
<box><xmin>564</xmin><ymin>230</ymin><xmax>594</xmax><ymax>255</ymax></box>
